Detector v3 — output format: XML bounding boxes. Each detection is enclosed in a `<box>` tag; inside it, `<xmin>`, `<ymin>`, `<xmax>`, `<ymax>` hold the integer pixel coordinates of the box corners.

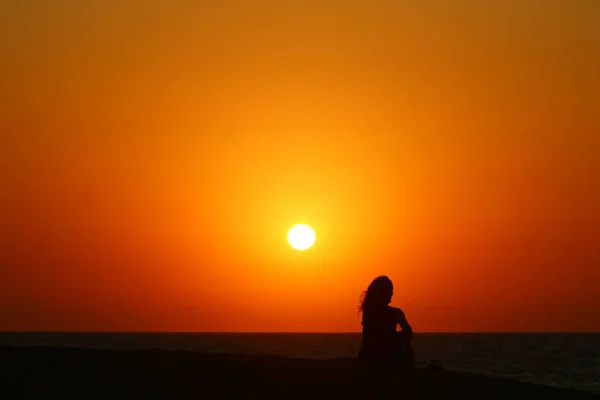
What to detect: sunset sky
<box><xmin>1</xmin><ymin>1</ymin><xmax>599</xmax><ymax>332</ymax></box>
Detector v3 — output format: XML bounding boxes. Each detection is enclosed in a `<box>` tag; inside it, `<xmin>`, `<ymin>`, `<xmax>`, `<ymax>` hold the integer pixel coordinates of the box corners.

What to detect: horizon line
<box><xmin>1</xmin><ymin>331</ymin><xmax>599</xmax><ymax>334</ymax></box>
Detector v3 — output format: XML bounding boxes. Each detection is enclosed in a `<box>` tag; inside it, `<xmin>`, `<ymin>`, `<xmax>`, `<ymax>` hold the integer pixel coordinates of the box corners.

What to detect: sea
<box><xmin>1</xmin><ymin>332</ymin><xmax>599</xmax><ymax>394</ymax></box>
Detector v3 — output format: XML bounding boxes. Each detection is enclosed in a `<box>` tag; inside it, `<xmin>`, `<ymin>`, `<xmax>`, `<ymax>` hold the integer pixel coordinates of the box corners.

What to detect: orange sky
<box><xmin>1</xmin><ymin>1</ymin><xmax>599</xmax><ymax>332</ymax></box>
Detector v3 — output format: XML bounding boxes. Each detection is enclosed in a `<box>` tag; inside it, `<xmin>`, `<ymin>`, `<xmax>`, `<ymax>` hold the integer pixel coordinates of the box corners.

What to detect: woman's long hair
<box><xmin>358</xmin><ymin>275</ymin><xmax>393</xmax><ymax>313</ymax></box>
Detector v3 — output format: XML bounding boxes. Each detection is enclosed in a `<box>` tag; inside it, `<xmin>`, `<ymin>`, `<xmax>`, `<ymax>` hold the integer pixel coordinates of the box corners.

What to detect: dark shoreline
<box><xmin>1</xmin><ymin>346</ymin><xmax>597</xmax><ymax>399</ymax></box>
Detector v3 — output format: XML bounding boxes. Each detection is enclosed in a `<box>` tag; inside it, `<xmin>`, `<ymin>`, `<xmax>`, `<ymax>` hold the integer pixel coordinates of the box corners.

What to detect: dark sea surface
<box><xmin>1</xmin><ymin>332</ymin><xmax>599</xmax><ymax>394</ymax></box>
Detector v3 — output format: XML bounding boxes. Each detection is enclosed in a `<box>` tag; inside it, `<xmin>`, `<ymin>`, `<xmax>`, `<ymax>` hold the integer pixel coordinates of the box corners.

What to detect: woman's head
<box><xmin>358</xmin><ymin>275</ymin><xmax>394</xmax><ymax>313</ymax></box>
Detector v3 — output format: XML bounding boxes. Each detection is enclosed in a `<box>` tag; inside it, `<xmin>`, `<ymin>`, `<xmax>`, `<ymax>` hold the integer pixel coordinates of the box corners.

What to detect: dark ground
<box><xmin>0</xmin><ymin>347</ymin><xmax>597</xmax><ymax>399</ymax></box>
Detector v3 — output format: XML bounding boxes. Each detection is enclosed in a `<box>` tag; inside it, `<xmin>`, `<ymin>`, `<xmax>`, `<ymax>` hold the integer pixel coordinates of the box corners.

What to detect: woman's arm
<box><xmin>397</xmin><ymin>309</ymin><xmax>413</xmax><ymax>341</ymax></box>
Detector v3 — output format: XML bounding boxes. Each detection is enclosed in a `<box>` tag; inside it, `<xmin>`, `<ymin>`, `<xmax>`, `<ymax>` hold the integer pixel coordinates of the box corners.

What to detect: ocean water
<box><xmin>1</xmin><ymin>332</ymin><xmax>599</xmax><ymax>394</ymax></box>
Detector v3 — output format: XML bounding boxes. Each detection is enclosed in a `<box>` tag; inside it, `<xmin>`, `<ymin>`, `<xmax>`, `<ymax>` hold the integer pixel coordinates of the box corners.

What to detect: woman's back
<box><xmin>359</xmin><ymin>306</ymin><xmax>404</xmax><ymax>361</ymax></box>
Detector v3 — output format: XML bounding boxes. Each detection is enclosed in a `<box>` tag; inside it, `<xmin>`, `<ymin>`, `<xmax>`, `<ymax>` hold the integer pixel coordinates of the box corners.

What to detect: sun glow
<box><xmin>287</xmin><ymin>224</ymin><xmax>316</xmax><ymax>251</ymax></box>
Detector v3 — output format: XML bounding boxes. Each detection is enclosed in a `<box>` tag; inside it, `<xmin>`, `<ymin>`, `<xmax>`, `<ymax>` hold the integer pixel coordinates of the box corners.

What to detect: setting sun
<box><xmin>287</xmin><ymin>224</ymin><xmax>316</xmax><ymax>251</ymax></box>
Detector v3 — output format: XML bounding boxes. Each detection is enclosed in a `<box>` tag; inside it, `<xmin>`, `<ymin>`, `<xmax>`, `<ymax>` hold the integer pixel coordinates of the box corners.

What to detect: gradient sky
<box><xmin>1</xmin><ymin>1</ymin><xmax>599</xmax><ymax>332</ymax></box>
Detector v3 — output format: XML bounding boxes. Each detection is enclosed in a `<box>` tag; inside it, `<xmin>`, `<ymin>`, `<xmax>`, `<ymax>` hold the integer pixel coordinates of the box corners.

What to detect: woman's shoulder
<box><xmin>387</xmin><ymin>306</ymin><xmax>406</xmax><ymax>317</ymax></box>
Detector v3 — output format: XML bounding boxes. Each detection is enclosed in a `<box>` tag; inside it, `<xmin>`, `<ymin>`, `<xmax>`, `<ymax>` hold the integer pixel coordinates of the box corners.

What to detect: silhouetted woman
<box><xmin>357</xmin><ymin>276</ymin><xmax>414</xmax><ymax>366</ymax></box>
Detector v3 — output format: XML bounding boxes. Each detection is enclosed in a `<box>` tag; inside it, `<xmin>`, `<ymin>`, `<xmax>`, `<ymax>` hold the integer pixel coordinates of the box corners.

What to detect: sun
<box><xmin>287</xmin><ymin>224</ymin><xmax>316</xmax><ymax>251</ymax></box>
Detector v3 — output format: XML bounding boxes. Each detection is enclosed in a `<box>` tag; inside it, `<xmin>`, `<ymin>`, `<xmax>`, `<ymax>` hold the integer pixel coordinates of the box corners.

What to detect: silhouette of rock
<box><xmin>0</xmin><ymin>347</ymin><xmax>596</xmax><ymax>399</ymax></box>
